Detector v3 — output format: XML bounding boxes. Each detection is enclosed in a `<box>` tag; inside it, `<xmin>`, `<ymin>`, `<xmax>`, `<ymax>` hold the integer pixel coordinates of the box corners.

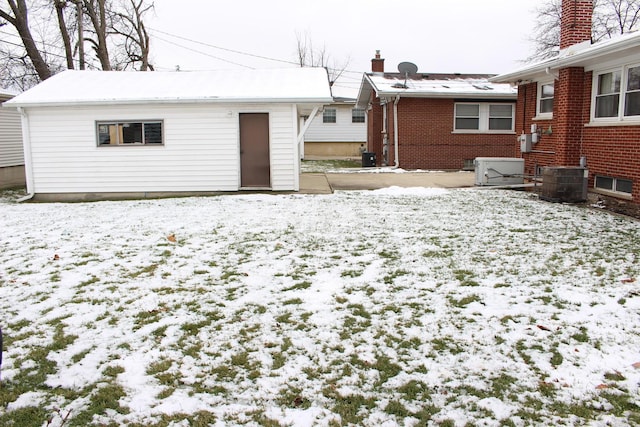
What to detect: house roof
<box><xmin>356</xmin><ymin>73</ymin><xmax>517</xmax><ymax>108</ymax></box>
<box><xmin>5</xmin><ymin>68</ymin><xmax>334</xmax><ymax>108</ymax></box>
<box><xmin>490</xmin><ymin>31</ymin><xmax>640</xmax><ymax>84</ymax></box>
<box><xmin>0</xmin><ymin>87</ymin><xmax>18</xmax><ymax>99</ymax></box>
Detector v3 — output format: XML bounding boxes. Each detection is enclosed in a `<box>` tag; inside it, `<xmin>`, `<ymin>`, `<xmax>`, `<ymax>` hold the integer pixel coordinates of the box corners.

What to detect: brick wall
<box><xmin>368</xmin><ymin>97</ymin><xmax>517</xmax><ymax>170</ymax></box>
<box><xmin>517</xmin><ymin>72</ymin><xmax>640</xmax><ymax>203</ymax></box>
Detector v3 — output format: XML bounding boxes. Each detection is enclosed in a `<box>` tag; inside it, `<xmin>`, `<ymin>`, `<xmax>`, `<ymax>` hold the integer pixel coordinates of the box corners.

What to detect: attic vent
<box><xmin>392</xmin><ymin>83</ymin><xmax>408</xmax><ymax>89</ymax></box>
<box><xmin>441</xmin><ymin>85</ymin><xmax>450</xmax><ymax>89</ymax></box>
<box><xmin>472</xmin><ymin>84</ymin><xmax>494</xmax><ymax>91</ymax></box>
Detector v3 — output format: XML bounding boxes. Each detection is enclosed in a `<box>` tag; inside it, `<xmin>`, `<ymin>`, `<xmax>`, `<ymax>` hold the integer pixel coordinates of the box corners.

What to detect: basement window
<box><xmin>97</xmin><ymin>121</ymin><xmax>163</xmax><ymax>146</ymax></box>
<box><xmin>595</xmin><ymin>175</ymin><xmax>632</xmax><ymax>194</ymax></box>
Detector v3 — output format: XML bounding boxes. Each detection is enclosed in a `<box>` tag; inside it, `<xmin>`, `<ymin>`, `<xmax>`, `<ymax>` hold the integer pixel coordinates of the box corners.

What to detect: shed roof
<box><xmin>5</xmin><ymin>68</ymin><xmax>333</xmax><ymax>107</ymax></box>
<box><xmin>356</xmin><ymin>73</ymin><xmax>516</xmax><ymax>108</ymax></box>
<box><xmin>490</xmin><ymin>31</ymin><xmax>640</xmax><ymax>84</ymax></box>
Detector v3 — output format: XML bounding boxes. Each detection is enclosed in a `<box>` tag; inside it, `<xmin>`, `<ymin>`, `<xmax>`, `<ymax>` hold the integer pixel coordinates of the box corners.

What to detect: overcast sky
<box><xmin>148</xmin><ymin>0</ymin><xmax>542</xmax><ymax>94</ymax></box>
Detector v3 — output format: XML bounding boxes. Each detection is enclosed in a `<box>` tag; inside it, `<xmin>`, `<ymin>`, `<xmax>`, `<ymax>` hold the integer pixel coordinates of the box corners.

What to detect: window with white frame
<box><xmin>454</xmin><ymin>103</ymin><xmax>514</xmax><ymax>132</ymax></box>
<box><xmin>323</xmin><ymin>108</ymin><xmax>337</xmax><ymax>123</ymax></box>
<box><xmin>624</xmin><ymin>65</ymin><xmax>640</xmax><ymax>116</ymax></box>
<box><xmin>538</xmin><ymin>82</ymin><xmax>554</xmax><ymax>116</ymax></box>
<box><xmin>352</xmin><ymin>108</ymin><xmax>365</xmax><ymax>123</ymax></box>
<box><xmin>594</xmin><ymin>175</ymin><xmax>633</xmax><ymax>195</ymax></box>
<box><xmin>593</xmin><ymin>64</ymin><xmax>640</xmax><ymax>121</ymax></box>
<box><xmin>97</xmin><ymin>121</ymin><xmax>163</xmax><ymax>146</ymax></box>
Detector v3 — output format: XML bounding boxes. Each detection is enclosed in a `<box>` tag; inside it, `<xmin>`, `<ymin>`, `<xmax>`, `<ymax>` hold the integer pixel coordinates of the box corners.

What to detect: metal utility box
<box><xmin>540</xmin><ymin>167</ymin><xmax>588</xmax><ymax>203</ymax></box>
<box><xmin>362</xmin><ymin>152</ymin><xmax>376</xmax><ymax>167</ymax></box>
<box><xmin>474</xmin><ymin>157</ymin><xmax>525</xmax><ymax>186</ymax></box>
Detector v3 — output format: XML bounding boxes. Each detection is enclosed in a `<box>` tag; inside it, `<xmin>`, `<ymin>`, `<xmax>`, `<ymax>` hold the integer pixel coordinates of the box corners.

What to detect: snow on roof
<box><xmin>491</xmin><ymin>30</ymin><xmax>640</xmax><ymax>84</ymax></box>
<box><xmin>6</xmin><ymin>68</ymin><xmax>333</xmax><ymax>107</ymax></box>
<box><xmin>0</xmin><ymin>87</ymin><xmax>18</xmax><ymax>99</ymax></box>
<box><xmin>356</xmin><ymin>73</ymin><xmax>516</xmax><ymax>107</ymax></box>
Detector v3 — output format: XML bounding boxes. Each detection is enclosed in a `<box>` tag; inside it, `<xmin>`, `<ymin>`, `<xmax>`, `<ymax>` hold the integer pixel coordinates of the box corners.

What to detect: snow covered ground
<box><xmin>1</xmin><ymin>187</ymin><xmax>639</xmax><ymax>426</ymax></box>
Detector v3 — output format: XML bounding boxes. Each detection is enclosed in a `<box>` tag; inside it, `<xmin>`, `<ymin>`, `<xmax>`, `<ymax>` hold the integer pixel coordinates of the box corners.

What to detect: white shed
<box><xmin>0</xmin><ymin>88</ymin><xmax>25</xmax><ymax>189</ymax></box>
<box><xmin>4</xmin><ymin>68</ymin><xmax>332</xmax><ymax>201</ymax></box>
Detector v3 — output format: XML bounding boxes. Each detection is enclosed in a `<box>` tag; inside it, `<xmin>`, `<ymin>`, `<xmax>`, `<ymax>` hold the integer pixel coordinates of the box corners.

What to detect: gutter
<box><xmin>16</xmin><ymin>107</ymin><xmax>35</xmax><ymax>202</ymax></box>
<box><xmin>491</xmin><ymin>32</ymin><xmax>640</xmax><ymax>83</ymax></box>
<box><xmin>5</xmin><ymin>97</ymin><xmax>335</xmax><ymax>109</ymax></box>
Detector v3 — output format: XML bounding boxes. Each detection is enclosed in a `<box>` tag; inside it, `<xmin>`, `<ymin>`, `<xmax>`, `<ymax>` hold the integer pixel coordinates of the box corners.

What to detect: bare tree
<box><xmin>110</xmin><ymin>0</ymin><xmax>153</xmax><ymax>70</ymax></box>
<box><xmin>54</xmin><ymin>0</ymin><xmax>75</xmax><ymax>69</ymax></box>
<box><xmin>81</xmin><ymin>0</ymin><xmax>111</xmax><ymax>70</ymax></box>
<box><xmin>529</xmin><ymin>0</ymin><xmax>640</xmax><ymax>61</ymax></box>
<box><xmin>295</xmin><ymin>31</ymin><xmax>349</xmax><ymax>85</ymax></box>
<box><xmin>0</xmin><ymin>0</ymin><xmax>53</xmax><ymax>80</ymax></box>
<box><xmin>0</xmin><ymin>0</ymin><xmax>155</xmax><ymax>89</ymax></box>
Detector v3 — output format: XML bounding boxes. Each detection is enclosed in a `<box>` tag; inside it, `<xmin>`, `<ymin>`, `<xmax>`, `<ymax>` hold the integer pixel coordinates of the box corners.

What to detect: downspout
<box><xmin>16</xmin><ymin>107</ymin><xmax>35</xmax><ymax>202</ymax></box>
<box><xmin>381</xmin><ymin>98</ymin><xmax>388</xmax><ymax>166</ymax></box>
<box><xmin>393</xmin><ymin>95</ymin><xmax>400</xmax><ymax>168</ymax></box>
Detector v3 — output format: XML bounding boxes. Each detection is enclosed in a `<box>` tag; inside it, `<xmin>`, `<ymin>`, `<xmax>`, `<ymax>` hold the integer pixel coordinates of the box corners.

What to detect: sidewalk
<box><xmin>299</xmin><ymin>171</ymin><xmax>475</xmax><ymax>194</ymax></box>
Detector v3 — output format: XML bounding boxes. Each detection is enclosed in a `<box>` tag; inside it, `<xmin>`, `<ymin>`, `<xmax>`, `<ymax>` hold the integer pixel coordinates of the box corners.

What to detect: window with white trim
<box><xmin>352</xmin><ymin>108</ymin><xmax>365</xmax><ymax>123</ymax></box>
<box><xmin>592</xmin><ymin>63</ymin><xmax>640</xmax><ymax>121</ymax></box>
<box><xmin>97</xmin><ymin>121</ymin><xmax>163</xmax><ymax>146</ymax></box>
<box><xmin>538</xmin><ymin>82</ymin><xmax>554</xmax><ymax>116</ymax></box>
<box><xmin>323</xmin><ymin>108</ymin><xmax>336</xmax><ymax>123</ymax></box>
<box><xmin>454</xmin><ymin>103</ymin><xmax>514</xmax><ymax>132</ymax></box>
<box><xmin>594</xmin><ymin>175</ymin><xmax>633</xmax><ymax>195</ymax></box>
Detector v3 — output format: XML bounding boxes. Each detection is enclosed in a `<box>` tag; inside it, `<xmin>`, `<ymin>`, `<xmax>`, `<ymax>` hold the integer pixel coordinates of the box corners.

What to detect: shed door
<box><xmin>239</xmin><ymin>113</ymin><xmax>270</xmax><ymax>188</ymax></box>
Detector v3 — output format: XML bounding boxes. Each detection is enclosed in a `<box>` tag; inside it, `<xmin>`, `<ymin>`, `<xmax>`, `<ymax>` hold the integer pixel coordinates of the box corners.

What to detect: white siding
<box><xmin>0</xmin><ymin>99</ymin><xmax>24</xmax><ymax>167</ymax></box>
<box><xmin>304</xmin><ymin>103</ymin><xmax>366</xmax><ymax>143</ymax></box>
<box><xmin>24</xmin><ymin>102</ymin><xmax>299</xmax><ymax>194</ymax></box>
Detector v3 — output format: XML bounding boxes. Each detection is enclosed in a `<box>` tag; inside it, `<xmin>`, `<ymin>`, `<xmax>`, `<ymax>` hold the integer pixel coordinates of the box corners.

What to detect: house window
<box><xmin>488</xmin><ymin>104</ymin><xmax>514</xmax><ymax>130</ymax></box>
<box><xmin>455</xmin><ymin>104</ymin><xmax>479</xmax><ymax>130</ymax></box>
<box><xmin>592</xmin><ymin>64</ymin><xmax>640</xmax><ymax>121</ymax></box>
<box><xmin>97</xmin><ymin>121</ymin><xmax>163</xmax><ymax>145</ymax></box>
<box><xmin>595</xmin><ymin>71</ymin><xmax>621</xmax><ymax>118</ymax></box>
<box><xmin>538</xmin><ymin>82</ymin><xmax>554</xmax><ymax>116</ymax></box>
<box><xmin>624</xmin><ymin>65</ymin><xmax>640</xmax><ymax>117</ymax></box>
<box><xmin>454</xmin><ymin>103</ymin><xmax>514</xmax><ymax>132</ymax></box>
<box><xmin>595</xmin><ymin>175</ymin><xmax>633</xmax><ymax>194</ymax></box>
<box><xmin>323</xmin><ymin>108</ymin><xmax>336</xmax><ymax>123</ymax></box>
<box><xmin>352</xmin><ymin>108</ymin><xmax>365</xmax><ymax>123</ymax></box>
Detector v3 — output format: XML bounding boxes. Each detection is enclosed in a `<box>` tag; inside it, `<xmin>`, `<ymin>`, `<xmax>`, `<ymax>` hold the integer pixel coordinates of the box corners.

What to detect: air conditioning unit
<box><xmin>474</xmin><ymin>157</ymin><xmax>525</xmax><ymax>186</ymax></box>
<box><xmin>540</xmin><ymin>167</ymin><xmax>588</xmax><ymax>203</ymax></box>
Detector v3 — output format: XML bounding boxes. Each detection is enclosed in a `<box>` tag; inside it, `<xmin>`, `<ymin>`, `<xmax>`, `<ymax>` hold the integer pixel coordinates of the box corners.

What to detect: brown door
<box><xmin>239</xmin><ymin>113</ymin><xmax>270</xmax><ymax>188</ymax></box>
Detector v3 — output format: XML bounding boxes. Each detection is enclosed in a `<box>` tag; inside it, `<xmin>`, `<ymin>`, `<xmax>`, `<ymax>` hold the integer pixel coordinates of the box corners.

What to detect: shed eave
<box><xmin>4</xmin><ymin>96</ymin><xmax>334</xmax><ymax>109</ymax></box>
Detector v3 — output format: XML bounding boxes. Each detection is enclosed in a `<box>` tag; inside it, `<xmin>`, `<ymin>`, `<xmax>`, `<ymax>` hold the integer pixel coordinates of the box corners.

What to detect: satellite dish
<box><xmin>398</xmin><ymin>62</ymin><xmax>418</xmax><ymax>76</ymax></box>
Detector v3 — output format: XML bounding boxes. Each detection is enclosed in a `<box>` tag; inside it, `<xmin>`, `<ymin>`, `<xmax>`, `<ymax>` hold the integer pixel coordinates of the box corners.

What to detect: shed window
<box><xmin>97</xmin><ymin>121</ymin><xmax>163</xmax><ymax>145</ymax></box>
<box><xmin>323</xmin><ymin>108</ymin><xmax>337</xmax><ymax>123</ymax></box>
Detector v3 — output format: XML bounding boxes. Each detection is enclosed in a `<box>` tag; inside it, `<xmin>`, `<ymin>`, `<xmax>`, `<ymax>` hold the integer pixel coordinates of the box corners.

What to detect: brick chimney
<box><xmin>560</xmin><ymin>0</ymin><xmax>593</xmax><ymax>49</ymax></box>
<box><xmin>371</xmin><ymin>50</ymin><xmax>384</xmax><ymax>73</ymax></box>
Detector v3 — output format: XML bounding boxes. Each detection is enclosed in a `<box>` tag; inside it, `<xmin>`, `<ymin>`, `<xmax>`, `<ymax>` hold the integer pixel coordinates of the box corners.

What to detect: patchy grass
<box><xmin>1</xmin><ymin>188</ymin><xmax>640</xmax><ymax>425</ymax></box>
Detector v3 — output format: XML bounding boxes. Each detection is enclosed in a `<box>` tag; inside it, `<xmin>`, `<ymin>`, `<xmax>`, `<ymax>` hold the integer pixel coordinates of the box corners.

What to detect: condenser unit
<box><xmin>474</xmin><ymin>158</ymin><xmax>525</xmax><ymax>186</ymax></box>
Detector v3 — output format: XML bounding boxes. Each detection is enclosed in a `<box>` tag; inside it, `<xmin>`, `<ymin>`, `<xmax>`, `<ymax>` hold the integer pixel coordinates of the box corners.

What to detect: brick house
<box><xmin>490</xmin><ymin>0</ymin><xmax>640</xmax><ymax>208</ymax></box>
<box><xmin>355</xmin><ymin>52</ymin><xmax>517</xmax><ymax>170</ymax></box>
